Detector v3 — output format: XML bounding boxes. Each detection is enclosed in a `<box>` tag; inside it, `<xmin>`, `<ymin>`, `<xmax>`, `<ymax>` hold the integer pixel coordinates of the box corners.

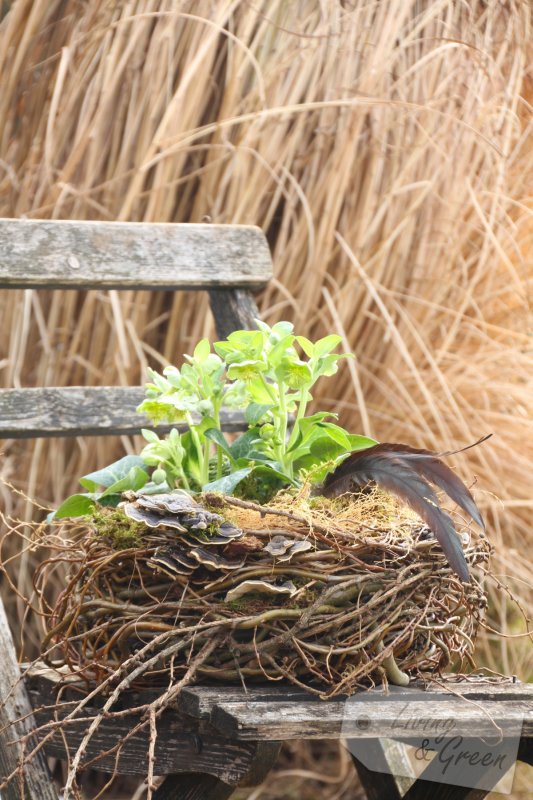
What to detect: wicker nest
<box><xmin>37</xmin><ymin>488</ymin><xmax>490</xmax><ymax>698</ymax></box>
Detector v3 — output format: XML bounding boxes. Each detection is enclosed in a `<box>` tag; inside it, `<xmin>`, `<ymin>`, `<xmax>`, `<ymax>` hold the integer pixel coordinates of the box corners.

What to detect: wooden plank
<box><xmin>402</xmin><ymin>779</ymin><xmax>493</xmax><ymax>800</ymax></box>
<box><xmin>27</xmin><ymin>688</ymin><xmax>257</xmax><ymax>783</ymax></box>
<box><xmin>349</xmin><ymin>738</ymin><xmax>413</xmax><ymax>800</ymax></box>
<box><xmin>0</xmin><ymin>387</ymin><xmax>249</xmax><ymax>438</ymax></box>
<box><xmin>209</xmin><ymin>289</ymin><xmax>261</xmax><ymax>339</ymax></box>
<box><xmin>0</xmin><ymin>602</ymin><xmax>59</xmax><ymax>800</ymax></box>
<box><xmin>518</xmin><ymin>738</ymin><xmax>533</xmax><ymax>766</ymax></box>
<box><xmin>179</xmin><ymin>680</ymin><xmax>533</xmax><ymax>722</ymax></box>
<box><xmin>209</xmin><ymin>698</ymin><xmax>532</xmax><ymax>741</ymax></box>
<box><xmin>401</xmin><ymin>736</ymin><xmax>515</xmax><ymax>800</ymax></box>
<box><xmin>179</xmin><ymin>686</ymin><xmax>310</xmax><ymax>721</ymax></box>
<box><xmin>0</xmin><ymin>220</ymin><xmax>272</xmax><ymax>290</ymax></box>
<box><xmin>153</xmin><ymin>774</ymin><xmax>235</xmax><ymax>800</ymax></box>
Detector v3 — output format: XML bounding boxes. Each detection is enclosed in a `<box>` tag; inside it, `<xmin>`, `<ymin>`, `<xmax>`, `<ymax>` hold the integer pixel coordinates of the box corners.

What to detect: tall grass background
<box><xmin>0</xmin><ymin>1</ymin><xmax>531</xmax><ymax>797</ymax></box>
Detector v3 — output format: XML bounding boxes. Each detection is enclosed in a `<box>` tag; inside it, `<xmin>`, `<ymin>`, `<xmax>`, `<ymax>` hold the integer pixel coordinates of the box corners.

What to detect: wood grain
<box><xmin>179</xmin><ymin>679</ymin><xmax>533</xmax><ymax>722</ymax></box>
<box><xmin>23</xmin><ymin>672</ymin><xmax>281</xmax><ymax>785</ymax></box>
<box><xmin>27</xmin><ymin>689</ymin><xmax>258</xmax><ymax>783</ymax></box>
<box><xmin>179</xmin><ymin>686</ymin><xmax>310</xmax><ymax>721</ymax></box>
<box><xmin>349</xmin><ymin>738</ymin><xmax>412</xmax><ymax>800</ymax></box>
<box><xmin>400</xmin><ymin>735</ymin><xmax>515</xmax><ymax>800</ymax></box>
<box><xmin>209</xmin><ymin>289</ymin><xmax>261</xmax><ymax>339</ymax></box>
<box><xmin>0</xmin><ymin>387</ymin><xmax>249</xmax><ymax>438</ymax></box>
<box><xmin>19</xmin><ymin>669</ymin><xmax>533</xmax><ymax>796</ymax></box>
<box><xmin>209</xmin><ymin>696</ymin><xmax>533</xmax><ymax>741</ymax></box>
<box><xmin>0</xmin><ymin>606</ymin><xmax>59</xmax><ymax>800</ymax></box>
<box><xmin>152</xmin><ymin>774</ymin><xmax>236</xmax><ymax>800</ymax></box>
<box><xmin>0</xmin><ymin>220</ymin><xmax>272</xmax><ymax>289</ymax></box>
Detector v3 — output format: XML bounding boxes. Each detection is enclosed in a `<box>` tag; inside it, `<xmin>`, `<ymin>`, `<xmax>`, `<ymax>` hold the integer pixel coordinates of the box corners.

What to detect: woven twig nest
<box><xmin>38</xmin><ymin>488</ymin><xmax>489</xmax><ymax>698</ymax></box>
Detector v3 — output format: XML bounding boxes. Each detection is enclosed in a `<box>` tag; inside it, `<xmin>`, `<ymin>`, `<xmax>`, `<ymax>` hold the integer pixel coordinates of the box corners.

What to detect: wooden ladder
<box><xmin>0</xmin><ymin>218</ymin><xmax>277</xmax><ymax>800</ymax></box>
<box><xmin>0</xmin><ymin>219</ymin><xmax>532</xmax><ymax>799</ymax></box>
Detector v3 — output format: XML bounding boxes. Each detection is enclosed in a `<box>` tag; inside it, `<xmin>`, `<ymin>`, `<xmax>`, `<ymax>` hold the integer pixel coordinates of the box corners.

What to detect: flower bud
<box><xmin>152</xmin><ymin>467</ymin><xmax>167</xmax><ymax>484</ymax></box>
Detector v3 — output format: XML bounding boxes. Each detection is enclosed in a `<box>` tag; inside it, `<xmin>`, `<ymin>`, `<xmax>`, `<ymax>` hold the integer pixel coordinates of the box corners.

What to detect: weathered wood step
<box><xmin>209</xmin><ymin>696</ymin><xmax>533</xmax><ymax>741</ymax></box>
<box><xmin>0</xmin><ymin>387</ymin><xmax>249</xmax><ymax>437</ymax></box>
<box><xmin>179</xmin><ymin>677</ymin><xmax>533</xmax><ymax>722</ymax></box>
<box><xmin>0</xmin><ymin>220</ymin><xmax>272</xmax><ymax>290</ymax></box>
<box><xmin>179</xmin><ymin>685</ymin><xmax>312</xmax><ymax>720</ymax></box>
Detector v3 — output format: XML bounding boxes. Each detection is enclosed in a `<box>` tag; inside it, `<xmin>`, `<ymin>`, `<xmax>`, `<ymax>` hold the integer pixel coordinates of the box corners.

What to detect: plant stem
<box><xmin>187</xmin><ymin>413</ymin><xmax>205</xmax><ymax>485</ymax></box>
<box><xmin>287</xmin><ymin>387</ymin><xmax>308</xmax><ymax>451</ymax></box>
<box><xmin>203</xmin><ymin>437</ymin><xmax>210</xmax><ymax>485</ymax></box>
<box><xmin>179</xmin><ymin>470</ymin><xmax>191</xmax><ymax>492</ymax></box>
<box><xmin>260</xmin><ymin>373</ymin><xmax>278</xmax><ymax>404</ymax></box>
<box><xmin>277</xmin><ymin>382</ymin><xmax>290</xmax><ymax>476</ymax></box>
<box><xmin>213</xmin><ymin>401</ymin><xmax>223</xmax><ymax>479</ymax></box>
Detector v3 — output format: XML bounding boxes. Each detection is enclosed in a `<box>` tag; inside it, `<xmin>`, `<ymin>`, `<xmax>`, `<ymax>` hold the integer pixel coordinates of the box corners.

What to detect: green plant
<box><xmin>53</xmin><ymin>321</ymin><xmax>375</xmax><ymax>518</ymax></box>
<box><xmin>137</xmin><ymin>320</ymin><xmax>375</xmax><ymax>494</ymax></box>
<box><xmin>53</xmin><ymin>321</ymin><xmax>486</xmax><ymax>582</ymax></box>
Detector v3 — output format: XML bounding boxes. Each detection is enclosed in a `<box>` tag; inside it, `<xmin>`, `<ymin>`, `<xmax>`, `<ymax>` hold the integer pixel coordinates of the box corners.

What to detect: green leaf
<box><xmin>203</xmin><ymin>354</ymin><xmax>224</xmax><ymax>380</ymax></box>
<box><xmin>316</xmin><ymin>422</ymin><xmax>353</xmax><ymax>450</ymax></box>
<box><xmin>148</xmin><ymin>369</ymin><xmax>170</xmax><ymax>392</ymax></box>
<box><xmin>204</xmin><ymin>428</ymin><xmax>233</xmax><ymax>458</ymax></box>
<box><xmin>347</xmin><ymin>434</ymin><xmax>378</xmax><ymax>450</ymax></box>
<box><xmin>233</xmin><ymin>464</ymin><xmax>293</xmax><ymax>502</ymax></box>
<box><xmin>309</xmin><ymin>435</ymin><xmax>347</xmax><ymax>462</ymax></box>
<box><xmin>314</xmin><ymin>353</ymin><xmax>352</xmax><ymax>379</ymax></box>
<box><xmin>213</xmin><ymin>341</ymin><xmax>233</xmax><ymax>359</ymax></box>
<box><xmin>193</xmin><ymin>337</ymin><xmax>211</xmax><ymax>362</ymax></box>
<box><xmin>230</xmin><ymin>428</ymin><xmax>261</xmax><ymax>460</ymax></box>
<box><xmin>245</xmin><ymin>376</ymin><xmax>276</xmax><ymax>404</ymax></box>
<box><xmin>288</xmin><ymin>413</ymin><xmax>335</xmax><ymax>450</ymax></box>
<box><xmin>80</xmin><ymin>456</ymin><xmax>148</xmax><ymax>491</ymax></box>
<box><xmin>314</xmin><ymin>354</ymin><xmax>341</xmax><ymax>377</ymax></box>
<box><xmin>314</xmin><ymin>334</ymin><xmax>342</xmax><ymax>357</ymax></box>
<box><xmin>141</xmin><ymin>428</ymin><xmax>160</xmax><ymax>444</ymax></box>
<box><xmin>54</xmin><ymin>493</ymin><xmax>96</xmax><ymax>520</ymax></box>
<box><xmin>271</xmin><ymin>321</ymin><xmax>294</xmax><ymax>338</ymax></box>
<box><xmin>135</xmin><ymin>480</ymin><xmax>173</xmax><ymax>494</ymax></box>
<box><xmin>100</xmin><ymin>466</ymin><xmax>149</xmax><ymax>498</ymax></box>
<box><xmin>245</xmin><ymin>403</ymin><xmax>273</xmax><ymax>426</ymax></box>
<box><xmin>194</xmin><ymin>415</ymin><xmax>217</xmax><ymax>434</ymax></box>
<box><xmin>299</xmin><ymin>458</ymin><xmax>339</xmax><ymax>485</ymax></box>
<box><xmin>203</xmin><ymin>467</ymin><xmax>253</xmax><ymax>494</ymax></box>
<box><xmin>252</xmin><ymin>464</ymin><xmax>296</xmax><ymax>485</ymax></box>
<box><xmin>163</xmin><ymin>366</ymin><xmax>182</xmax><ymax>388</ymax></box>
<box><xmin>98</xmin><ymin>494</ymin><xmax>122</xmax><ymax>508</ymax></box>
<box><xmin>295</xmin><ymin>336</ymin><xmax>314</xmax><ymax>357</ymax></box>
<box><xmin>267</xmin><ymin>335</ymin><xmax>296</xmax><ymax>366</ymax></box>
<box><xmin>285</xmin><ymin>444</ymin><xmax>312</xmax><ymax>462</ymax></box>
<box><xmin>181</xmin><ymin>431</ymin><xmax>202</xmax><ymax>485</ymax></box>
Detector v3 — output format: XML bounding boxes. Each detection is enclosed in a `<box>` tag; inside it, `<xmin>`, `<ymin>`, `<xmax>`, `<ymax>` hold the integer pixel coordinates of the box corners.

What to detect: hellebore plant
<box><xmin>136</xmin><ymin>320</ymin><xmax>375</xmax><ymax>497</ymax></box>
<box><xmin>54</xmin><ymin>320</ymin><xmax>487</xmax><ymax>582</ymax></box>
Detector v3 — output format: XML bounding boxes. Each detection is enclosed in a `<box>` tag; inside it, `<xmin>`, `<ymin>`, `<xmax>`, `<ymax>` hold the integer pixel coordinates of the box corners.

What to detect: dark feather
<box><xmin>437</xmin><ymin>433</ymin><xmax>493</xmax><ymax>459</ymax></box>
<box><xmin>354</xmin><ymin>443</ymin><xmax>485</xmax><ymax>531</ymax></box>
<box><xmin>322</xmin><ymin>444</ymin><xmax>476</xmax><ymax>583</ymax></box>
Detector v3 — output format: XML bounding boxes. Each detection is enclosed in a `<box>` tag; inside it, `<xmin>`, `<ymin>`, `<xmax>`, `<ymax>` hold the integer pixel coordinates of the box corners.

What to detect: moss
<box><xmin>91</xmin><ymin>508</ymin><xmax>144</xmax><ymax>550</ymax></box>
<box><xmin>227</xmin><ymin>598</ymin><xmax>247</xmax><ymax>611</ymax></box>
<box><xmin>307</xmin><ymin>494</ymin><xmax>351</xmax><ymax>513</ymax></box>
<box><xmin>198</xmin><ymin>497</ymin><xmax>240</xmax><ymax>527</ymax></box>
<box><xmin>234</xmin><ymin>473</ymin><xmax>284</xmax><ymax>504</ymax></box>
